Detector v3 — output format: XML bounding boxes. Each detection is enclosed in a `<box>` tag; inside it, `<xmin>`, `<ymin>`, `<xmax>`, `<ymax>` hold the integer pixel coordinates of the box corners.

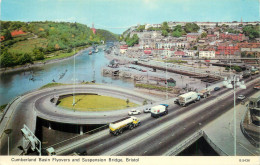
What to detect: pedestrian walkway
<box><xmin>203</xmin><ymin>91</ymin><xmax>260</xmax><ymax>156</ymax></box>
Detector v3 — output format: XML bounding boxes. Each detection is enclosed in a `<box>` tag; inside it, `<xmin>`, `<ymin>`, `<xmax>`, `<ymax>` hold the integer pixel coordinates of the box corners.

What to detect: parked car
<box><xmin>128</xmin><ymin>109</ymin><xmax>141</xmax><ymax>115</ymax></box>
<box><xmin>237</xmin><ymin>95</ymin><xmax>246</xmax><ymax>100</ymax></box>
<box><xmin>143</xmin><ymin>107</ymin><xmax>151</xmax><ymax>113</ymax></box>
<box><xmin>253</xmin><ymin>83</ymin><xmax>260</xmax><ymax>90</ymax></box>
<box><xmin>214</xmin><ymin>87</ymin><xmax>220</xmax><ymax>91</ymax></box>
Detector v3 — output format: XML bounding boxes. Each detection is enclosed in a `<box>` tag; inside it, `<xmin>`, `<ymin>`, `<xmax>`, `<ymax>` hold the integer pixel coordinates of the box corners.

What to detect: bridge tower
<box><xmin>91</xmin><ymin>23</ymin><xmax>96</xmax><ymax>35</ymax></box>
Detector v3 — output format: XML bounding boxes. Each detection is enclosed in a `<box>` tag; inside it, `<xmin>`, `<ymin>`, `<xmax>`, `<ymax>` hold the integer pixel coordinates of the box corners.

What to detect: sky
<box><xmin>0</xmin><ymin>0</ymin><xmax>259</xmax><ymax>34</ymax></box>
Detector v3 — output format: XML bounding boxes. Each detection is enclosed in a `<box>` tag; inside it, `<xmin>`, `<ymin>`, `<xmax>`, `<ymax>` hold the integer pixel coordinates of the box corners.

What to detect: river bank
<box><xmin>0</xmin><ymin>45</ymin><xmax>106</xmax><ymax>74</ymax></box>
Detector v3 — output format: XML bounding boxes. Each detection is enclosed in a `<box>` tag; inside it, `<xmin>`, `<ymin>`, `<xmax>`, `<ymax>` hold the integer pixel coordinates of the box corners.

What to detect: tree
<box><xmin>136</xmin><ymin>25</ymin><xmax>145</xmax><ymax>32</ymax></box>
<box><xmin>243</xmin><ymin>25</ymin><xmax>260</xmax><ymax>39</ymax></box>
<box><xmin>161</xmin><ymin>22</ymin><xmax>170</xmax><ymax>32</ymax></box>
<box><xmin>184</xmin><ymin>23</ymin><xmax>200</xmax><ymax>33</ymax></box>
<box><xmin>18</xmin><ymin>53</ymin><xmax>33</xmax><ymax>65</ymax></box>
<box><xmin>0</xmin><ymin>51</ymin><xmax>14</xmax><ymax>67</ymax></box>
<box><xmin>172</xmin><ymin>30</ymin><xmax>182</xmax><ymax>37</ymax></box>
<box><xmin>3</xmin><ymin>29</ymin><xmax>12</xmax><ymax>40</ymax></box>
<box><xmin>201</xmin><ymin>32</ymin><xmax>207</xmax><ymax>38</ymax></box>
<box><xmin>33</xmin><ymin>48</ymin><xmax>45</xmax><ymax>60</ymax></box>
<box><xmin>126</xmin><ymin>34</ymin><xmax>139</xmax><ymax>47</ymax></box>
<box><xmin>162</xmin><ymin>30</ymin><xmax>168</xmax><ymax>37</ymax></box>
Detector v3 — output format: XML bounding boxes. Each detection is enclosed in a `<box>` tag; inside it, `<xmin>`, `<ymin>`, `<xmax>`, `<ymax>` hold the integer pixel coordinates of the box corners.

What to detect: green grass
<box><xmin>135</xmin><ymin>84</ymin><xmax>172</xmax><ymax>92</ymax></box>
<box><xmin>40</xmin><ymin>45</ymin><xmax>90</xmax><ymax>62</ymax></box>
<box><xmin>40</xmin><ymin>83</ymin><xmax>66</xmax><ymax>89</ymax></box>
<box><xmin>58</xmin><ymin>95</ymin><xmax>139</xmax><ymax>111</ymax></box>
<box><xmin>8</xmin><ymin>38</ymin><xmax>48</xmax><ymax>54</ymax></box>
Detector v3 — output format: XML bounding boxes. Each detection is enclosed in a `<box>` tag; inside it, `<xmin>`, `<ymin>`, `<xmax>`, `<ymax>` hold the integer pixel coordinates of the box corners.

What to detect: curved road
<box><xmin>0</xmin><ymin>84</ymin><xmax>159</xmax><ymax>155</ymax></box>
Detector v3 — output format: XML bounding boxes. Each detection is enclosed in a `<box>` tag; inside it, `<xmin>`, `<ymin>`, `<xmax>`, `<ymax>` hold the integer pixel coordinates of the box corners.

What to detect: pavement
<box><xmin>203</xmin><ymin>91</ymin><xmax>260</xmax><ymax>156</ymax></box>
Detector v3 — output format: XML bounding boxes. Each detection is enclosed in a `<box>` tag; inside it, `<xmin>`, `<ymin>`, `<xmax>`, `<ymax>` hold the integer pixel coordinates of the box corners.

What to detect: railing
<box><xmin>240</xmin><ymin>105</ymin><xmax>259</xmax><ymax>148</ymax></box>
<box><xmin>0</xmin><ymin>96</ymin><xmax>21</xmax><ymax>123</ymax></box>
<box><xmin>45</xmin><ymin>124</ymin><xmax>109</xmax><ymax>151</ymax></box>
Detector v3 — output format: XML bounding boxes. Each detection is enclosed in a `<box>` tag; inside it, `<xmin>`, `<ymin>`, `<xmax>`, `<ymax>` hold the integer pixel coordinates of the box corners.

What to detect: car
<box><xmin>253</xmin><ymin>86</ymin><xmax>260</xmax><ymax>89</ymax></box>
<box><xmin>141</xmin><ymin>70</ymin><xmax>147</xmax><ymax>72</ymax></box>
<box><xmin>128</xmin><ymin>109</ymin><xmax>141</xmax><ymax>115</ymax></box>
<box><xmin>253</xmin><ymin>84</ymin><xmax>260</xmax><ymax>89</ymax></box>
<box><xmin>143</xmin><ymin>107</ymin><xmax>151</xmax><ymax>113</ymax></box>
<box><xmin>237</xmin><ymin>95</ymin><xmax>246</xmax><ymax>100</ymax></box>
<box><xmin>214</xmin><ymin>87</ymin><xmax>220</xmax><ymax>91</ymax></box>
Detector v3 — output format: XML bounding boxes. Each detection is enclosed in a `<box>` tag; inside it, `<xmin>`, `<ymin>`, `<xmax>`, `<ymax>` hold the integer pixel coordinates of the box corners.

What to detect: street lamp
<box><xmin>4</xmin><ymin>129</ymin><xmax>12</xmax><ymax>156</ymax></box>
<box><xmin>223</xmin><ymin>75</ymin><xmax>246</xmax><ymax>156</ymax></box>
<box><xmin>72</xmin><ymin>48</ymin><xmax>76</xmax><ymax>106</ymax></box>
<box><xmin>166</xmin><ymin>62</ymin><xmax>168</xmax><ymax>99</ymax></box>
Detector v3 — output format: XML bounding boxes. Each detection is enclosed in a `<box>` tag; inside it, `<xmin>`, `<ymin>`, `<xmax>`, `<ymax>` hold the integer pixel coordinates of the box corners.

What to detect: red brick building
<box><xmin>215</xmin><ymin>45</ymin><xmax>240</xmax><ymax>55</ymax></box>
<box><xmin>220</xmin><ymin>33</ymin><xmax>244</xmax><ymax>41</ymax></box>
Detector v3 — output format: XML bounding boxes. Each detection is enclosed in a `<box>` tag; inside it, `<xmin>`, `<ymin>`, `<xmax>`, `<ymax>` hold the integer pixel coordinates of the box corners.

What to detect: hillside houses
<box><xmin>117</xmin><ymin>22</ymin><xmax>259</xmax><ymax>60</ymax></box>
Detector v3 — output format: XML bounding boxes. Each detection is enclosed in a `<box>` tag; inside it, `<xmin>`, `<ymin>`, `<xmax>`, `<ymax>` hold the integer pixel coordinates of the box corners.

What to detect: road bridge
<box><xmin>51</xmin><ymin>77</ymin><xmax>259</xmax><ymax>156</ymax></box>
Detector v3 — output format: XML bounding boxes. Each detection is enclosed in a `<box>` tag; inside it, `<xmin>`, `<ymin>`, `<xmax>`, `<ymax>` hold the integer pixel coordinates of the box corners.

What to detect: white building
<box><xmin>185</xmin><ymin>50</ymin><xmax>197</xmax><ymax>57</ymax></box>
<box><xmin>199</xmin><ymin>51</ymin><xmax>215</xmax><ymax>58</ymax></box>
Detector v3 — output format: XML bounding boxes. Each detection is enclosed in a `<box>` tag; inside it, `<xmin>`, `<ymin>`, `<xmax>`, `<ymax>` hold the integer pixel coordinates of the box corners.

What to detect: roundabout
<box><xmin>34</xmin><ymin>84</ymin><xmax>158</xmax><ymax>124</ymax></box>
<box><xmin>0</xmin><ymin>84</ymin><xmax>160</xmax><ymax>155</ymax></box>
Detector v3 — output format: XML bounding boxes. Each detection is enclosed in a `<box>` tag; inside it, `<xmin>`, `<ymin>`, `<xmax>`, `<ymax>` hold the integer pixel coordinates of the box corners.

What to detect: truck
<box><xmin>109</xmin><ymin>116</ymin><xmax>140</xmax><ymax>136</ymax></box>
<box><xmin>198</xmin><ymin>89</ymin><xmax>211</xmax><ymax>98</ymax></box>
<box><xmin>151</xmin><ymin>104</ymin><xmax>168</xmax><ymax>118</ymax></box>
<box><xmin>251</xmin><ymin>68</ymin><xmax>259</xmax><ymax>75</ymax></box>
<box><xmin>242</xmin><ymin>70</ymin><xmax>251</xmax><ymax>78</ymax></box>
<box><xmin>174</xmin><ymin>91</ymin><xmax>200</xmax><ymax>106</ymax></box>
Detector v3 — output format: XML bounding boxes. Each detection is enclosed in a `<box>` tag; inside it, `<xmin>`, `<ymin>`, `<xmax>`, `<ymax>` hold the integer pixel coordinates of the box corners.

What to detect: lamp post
<box><xmin>166</xmin><ymin>62</ymin><xmax>168</xmax><ymax>99</ymax></box>
<box><xmin>73</xmin><ymin>48</ymin><xmax>76</xmax><ymax>106</ymax></box>
<box><xmin>223</xmin><ymin>75</ymin><xmax>246</xmax><ymax>156</ymax></box>
<box><xmin>4</xmin><ymin>129</ymin><xmax>12</xmax><ymax>156</ymax></box>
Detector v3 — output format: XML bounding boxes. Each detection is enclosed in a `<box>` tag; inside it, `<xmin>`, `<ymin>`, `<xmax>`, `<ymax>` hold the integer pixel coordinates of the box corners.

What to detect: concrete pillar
<box><xmin>80</xmin><ymin>126</ymin><xmax>83</xmax><ymax>135</ymax></box>
<box><xmin>247</xmin><ymin>110</ymin><xmax>251</xmax><ymax>125</ymax></box>
<box><xmin>48</xmin><ymin>123</ymin><xmax>51</xmax><ymax>130</ymax></box>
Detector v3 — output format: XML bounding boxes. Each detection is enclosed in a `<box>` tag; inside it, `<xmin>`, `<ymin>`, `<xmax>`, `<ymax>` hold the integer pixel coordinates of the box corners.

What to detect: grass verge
<box><xmin>135</xmin><ymin>83</ymin><xmax>172</xmax><ymax>92</ymax></box>
<box><xmin>58</xmin><ymin>95</ymin><xmax>139</xmax><ymax>111</ymax></box>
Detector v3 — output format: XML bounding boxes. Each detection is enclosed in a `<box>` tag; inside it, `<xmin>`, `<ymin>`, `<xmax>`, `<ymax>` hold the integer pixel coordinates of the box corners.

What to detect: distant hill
<box><xmin>0</xmin><ymin>21</ymin><xmax>118</xmax><ymax>68</ymax></box>
<box><xmin>96</xmin><ymin>29</ymin><xmax>119</xmax><ymax>42</ymax></box>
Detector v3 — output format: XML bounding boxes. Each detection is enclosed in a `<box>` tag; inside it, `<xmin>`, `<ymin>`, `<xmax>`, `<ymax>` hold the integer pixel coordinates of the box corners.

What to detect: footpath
<box><xmin>203</xmin><ymin>91</ymin><xmax>260</xmax><ymax>156</ymax></box>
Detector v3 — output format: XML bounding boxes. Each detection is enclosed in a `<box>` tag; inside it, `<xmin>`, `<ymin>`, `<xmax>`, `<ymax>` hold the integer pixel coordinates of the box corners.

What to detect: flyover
<box><xmin>52</xmin><ymin>77</ymin><xmax>259</xmax><ymax>156</ymax></box>
<box><xmin>0</xmin><ymin>84</ymin><xmax>159</xmax><ymax>155</ymax></box>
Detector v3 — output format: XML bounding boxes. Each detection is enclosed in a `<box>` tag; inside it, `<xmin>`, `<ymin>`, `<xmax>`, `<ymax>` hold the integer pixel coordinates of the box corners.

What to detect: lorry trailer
<box><xmin>109</xmin><ymin>116</ymin><xmax>140</xmax><ymax>136</ymax></box>
<box><xmin>151</xmin><ymin>104</ymin><xmax>168</xmax><ymax>118</ymax></box>
<box><xmin>175</xmin><ymin>91</ymin><xmax>200</xmax><ymax>106</ymax></box>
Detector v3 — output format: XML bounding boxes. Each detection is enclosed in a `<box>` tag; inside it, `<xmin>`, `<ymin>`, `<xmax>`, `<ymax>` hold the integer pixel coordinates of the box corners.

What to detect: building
<box><xmin>185</xmin><ymin>50</ymin><xmax>197</xmax><ymax>57</ymax></box>
<box><xmin>0</xmin><ymin>36</ymin><xmax>5</xmax><ymax>41</ymax></box>
<box><xmin>215</xmin><ymin>45</ymin><xmax>240</xmax><ymax>55</ymax></box>
<box><xmin>173</xmin><ymin>51</ymin><xmax>185</xmax><ymax>57</ymax></box>
<box><xmin>220</xmin><ymin>33</ymin><xmax>245</xmax><ymax>41</ymax></box>
<box><xmin>207</xmin><ymin>34</ymin><xmax>217</xmax><ymax>41</ymax></box>
<box><xmin>120</xmin><ymin>45</ymin><xmax>128</xmax><ymax>54</ymax></box>
<box><xmin>186</xmin><ymin>33</ymin><xmax>200</xmax><ymax>42</ymax></box>
<box><xmin>199</xmin><ymin>50</ymin><xmax>215</xmax><ymax>58</ymax></box>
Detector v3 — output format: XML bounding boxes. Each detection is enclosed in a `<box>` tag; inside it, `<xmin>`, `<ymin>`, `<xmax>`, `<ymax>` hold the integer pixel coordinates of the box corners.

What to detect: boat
<box><xmin>88</xmin><ymin>51</ymin><xmax>92</xmax><ymax>55</ymax></box>
<box><xmin>95</xmin><ymin>48</ymin><xmax>98</xmax><ymax>53</ymax></box>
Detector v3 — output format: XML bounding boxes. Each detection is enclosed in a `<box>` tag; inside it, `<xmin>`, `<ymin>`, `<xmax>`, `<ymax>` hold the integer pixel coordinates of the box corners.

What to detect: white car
<box><xmin>143</xmin><ymin>107</ymin><xmax>151</xmax><ymax>113</ymax></box>
<box><xmin>237</xmin><ymin>95</ymin><xmax>246</xmax><ymax>100</ymax></box>
<box><xmin>128</xmin><ymin>109</ymin><xmax>141</xmax><ymax>115</ymax></box>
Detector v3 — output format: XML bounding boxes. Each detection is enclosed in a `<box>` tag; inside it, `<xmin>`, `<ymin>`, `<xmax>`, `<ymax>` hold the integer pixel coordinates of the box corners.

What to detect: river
<box><xmin>0</xmin><ymin>49</ymin><xmax>134</xmax><ymax>105</ymax></box>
